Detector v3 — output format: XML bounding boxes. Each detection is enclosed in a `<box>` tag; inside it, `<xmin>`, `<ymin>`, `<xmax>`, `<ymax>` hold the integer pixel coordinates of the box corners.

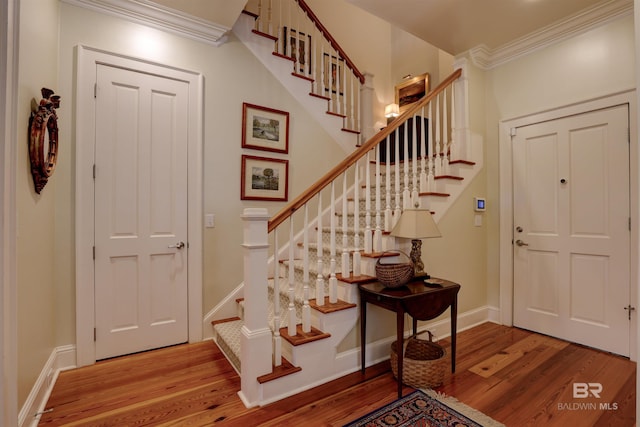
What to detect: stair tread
<box><xmin>257</xmin><ymin>357</ymin><xmax>302</xmax><ymax>384</ymax></box>
<box><xmin>280</xmin><ymin>325</ymin><xmax>331</xmax><ymax>346</ymax></box>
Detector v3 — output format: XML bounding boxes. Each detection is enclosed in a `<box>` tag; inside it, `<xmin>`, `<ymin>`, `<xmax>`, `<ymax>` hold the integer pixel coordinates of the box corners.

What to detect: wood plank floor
<box><xmin>38</xmin><ymin>322</ymin><xmax>636</xmax><ymax>426</ymax></box>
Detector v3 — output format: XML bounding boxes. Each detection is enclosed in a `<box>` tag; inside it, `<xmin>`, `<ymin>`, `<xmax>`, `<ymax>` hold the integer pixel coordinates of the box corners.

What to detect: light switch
<box><xmin>474</xmin><ymin>214</ymin><xmax>482</xmax><ymax>227</ymax></box>
<box><xmin>205</xmin><ymin>214</ymin><xmax>215</xmax><ymax>228</ymax></box>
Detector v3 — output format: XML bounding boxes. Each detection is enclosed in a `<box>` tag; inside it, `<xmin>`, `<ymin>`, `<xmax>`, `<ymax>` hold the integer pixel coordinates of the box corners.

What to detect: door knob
<box><xmin>169</xmin><ymin>241</ymin><xmax>185</xmax><ymax>249</ymax></box>
<box><xmin>515</xmin><ymin>239</ymin><xmax>529</xmax><ymax>247</ymax></box>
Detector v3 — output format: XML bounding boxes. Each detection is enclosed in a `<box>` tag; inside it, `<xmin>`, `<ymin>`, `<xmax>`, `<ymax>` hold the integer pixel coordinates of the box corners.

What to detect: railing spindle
<box><xmin>364</xmin><ymin>150</ymin><xmax>372</xmax><ymax>253</ymax></box>
<box><xmin>443</xmin><ymin>90</ymin><xmax>449</xmax><ymax>174</ymax></box>
<box><xmin>302</xmin><ymin>204</ymin><xmax>311</xmax><ymax>332</ymax></box>
<box><xmin>341</xmin><ymin>172</ymin><xmax>350</xmax><ymax>278</ymax></box>
<box><xmin>273</xmin><ymin>230</ymin><xmax>282</xmax><ymax>366</ymax></box>
<box><xmin>316</xmin><ymin>192</ymin><xmax>325</xmax><ymax>305</ymax></box>
<box><xmin>374</xmin><ymin>145</ymin><xmax>382</xmax><ymax>252</ymax></box>
<box><xmin>287</xmin><ymin>217</ymin><xmax>296</xmax><ymax>336</ymax></box>
<box><xmin>419</xmin><ymin>105</ymin><xmax>428</xmax><ymax>193</ymax></box>
<box><xmin>329</xmin><ymin>181</ymin><xmax>338</xmax><ymax>303</ymax></box>
<box><xmin>393</xmin><ymin>127</ymin><xmax>401</xmax><ymax>228</ymax></box>
<box><xmin>411</xmin><ymin>113</ymin><xmax>419</xmax><ymax>207</ymax></box>
<box><xmin>403</xmin><ymin>120</ymin><xmax>410</xmax><ymax>209</ymax></box>
<box><xmin>384</xmin><ymin>135</ymin><xmax>392</xmax><ymax>232</ymax></box>
<box><xmin>353</xmin><ymin>160</ymin><xmax>361</xmax><ymax>276</ymax></box>
<box><xmin>435</xmin><ymin>93</ymin><xmax>442</xmax><ymax>176</ymax></box>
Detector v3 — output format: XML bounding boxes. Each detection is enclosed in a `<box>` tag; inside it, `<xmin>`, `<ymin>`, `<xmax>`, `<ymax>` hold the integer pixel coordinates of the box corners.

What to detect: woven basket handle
<box><xmin>401</xmin><ymin>330</ymin><xmax>435</xmax><ymax>356</ymax></box>
<box><xmin>376</xmin><ymin>250</ymin><xmax>413</xmax><ymax>267</ymax></box>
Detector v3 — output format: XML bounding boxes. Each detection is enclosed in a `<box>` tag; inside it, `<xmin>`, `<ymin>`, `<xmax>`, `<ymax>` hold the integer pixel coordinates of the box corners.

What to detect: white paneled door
<box><xmin>94</xmin><ymin>64</ymin><xmax>189</xmax><ymax>360</ymax></box>
<box><xmin>513</xmin><ymin>104</ymin><xmax>630</xmax><ymax>356</ymax></box>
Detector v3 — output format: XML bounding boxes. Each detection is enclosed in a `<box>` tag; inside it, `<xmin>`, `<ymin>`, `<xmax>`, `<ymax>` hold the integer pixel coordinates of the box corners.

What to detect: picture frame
<box><xmin>283</xmin><ymin>27</ymin><xmax>311</xmax><ymax>73</ymax></box>
<box><xmin>323</xmin><ymin>53</ymin><xmax>344</xmax><ymax>96</ymax></box>
<box><xmin>241</xmin><ymin>155</ymin><xmax>289</xmax><ymax>201</ymax></box>
<box><xmin>242</xmin><ymin>102</ymin><xmax>289</xmax><ymax>154</ymax></box>
<box><xmin>395</xmin><ymin>72</ymin><xmax>430</xmax><ymax>113</ymax></box>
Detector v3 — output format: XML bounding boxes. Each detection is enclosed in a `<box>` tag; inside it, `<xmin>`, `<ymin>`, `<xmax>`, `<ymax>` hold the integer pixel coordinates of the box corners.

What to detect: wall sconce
<box><xmin>390</xmin><ymin>208</ymin><xmax>441</xmax><ymax>277</ymax></box>
<box><xmin>384</xmin><ymin>103</ymin><xmax>399</xmax><ymax>124</ymax></box>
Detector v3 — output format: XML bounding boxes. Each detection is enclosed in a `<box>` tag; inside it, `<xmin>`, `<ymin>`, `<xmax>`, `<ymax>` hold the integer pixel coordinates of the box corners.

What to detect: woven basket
<box><xmin>390</xmin><ymin>331</ymin><xmax>446</xmax><ymax>388</ymax></box>
<box><xmin>375</xmin><ymin>251</ymin><xmax>414</xmax><ymax>288</ymax></box>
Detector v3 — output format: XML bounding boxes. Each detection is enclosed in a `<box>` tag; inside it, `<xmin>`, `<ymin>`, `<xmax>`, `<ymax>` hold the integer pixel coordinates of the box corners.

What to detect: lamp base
<box><xmin>410</xmin><ymin>239</ymin><xmax>425</xmax><ymax>277</ymax></box>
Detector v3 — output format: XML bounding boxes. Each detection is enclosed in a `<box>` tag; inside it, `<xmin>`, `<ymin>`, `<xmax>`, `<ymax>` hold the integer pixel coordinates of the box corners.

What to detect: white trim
<box><xmin>1</xmin><ymin>0</ymin><xmax>19</xmax><ymax>425</ymax></box>
<box><xmin>75</xmin><ymin>45</ymin><xmax>204</xmax><ymax>367</ymax></box>
<box><xmin>61</xmin><ymin>0</ymin><xmax>230</xmax><ymax>46</ymax></box>
<box><xmin>499</xmin><ymin>89</ymin><xmax>638</xmax><ymax>361</ymax></box>
<box><xmin>467</xmin><ymin>0</ymin><xmax>633</xmax><ymax>70</ymax></box>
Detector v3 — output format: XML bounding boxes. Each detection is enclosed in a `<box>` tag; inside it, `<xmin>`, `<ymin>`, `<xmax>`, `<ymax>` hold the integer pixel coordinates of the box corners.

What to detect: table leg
<box><xmin>412</xmin><ymin>317</ymin><xmax>417</xmax><ymax>336</ymax></box>
<box><xmin>451</xmin><ymin>296</ymin><xmax>457</xmax><ymax>373</ymax></box>
<box><xmin>360</xmin><ymin>298</ymin><xmax>366</xmax><ymax>374</ymax></box>
<box><xmin>396</xmin><ymin>310</ymin><xmax>404</xmax><ymax>398</ymax></box>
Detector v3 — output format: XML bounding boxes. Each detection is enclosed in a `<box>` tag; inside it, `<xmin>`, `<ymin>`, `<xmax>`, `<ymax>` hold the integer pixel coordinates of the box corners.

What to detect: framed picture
<box><xmin>242</xmin><ymin>102</ymin><xmax>289</xmax><ymax>154</ymax></box>
<box><xmin>283</xmin><ymin>27</ymin><xmax>311</xmax><ymax>73</ymax></box>
<box><xmin>395</xmin><ymin>72</ymin><xmax>430</xmax><ymax>113</ymax></box>
<box><xmin>323</xmin><ymin>53</ymin><xmax>344</xmax><ymax>96</ymax></box>
<box><xmin>241</xmin><ymin>155</ymin><xmax>289</xmax><ymax>201</ymax></box>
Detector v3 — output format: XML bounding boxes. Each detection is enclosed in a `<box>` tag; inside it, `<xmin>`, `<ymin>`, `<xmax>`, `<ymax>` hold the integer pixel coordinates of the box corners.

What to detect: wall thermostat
<box><xmin>474</xmin><ymin>197</ymin><xmax>486</xmax><ymax>212</ymax></box>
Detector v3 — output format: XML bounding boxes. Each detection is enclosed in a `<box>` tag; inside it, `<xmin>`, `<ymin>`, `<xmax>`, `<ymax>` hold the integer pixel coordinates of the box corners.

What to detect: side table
<box><xmin>359</xmin><ymin>277</ymin><xmax>460</xmax><ymax>398</ymax></box>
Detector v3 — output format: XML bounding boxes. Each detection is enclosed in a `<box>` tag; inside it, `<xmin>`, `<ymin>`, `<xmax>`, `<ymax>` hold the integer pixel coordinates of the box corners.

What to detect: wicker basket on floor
<box><xmin>375</xmin><ymin>251</ymin><xmax>414</xmax><ymax>288</ymax></box>
<box><xmin>390</xmin><ymin>331</ymin><xmax>446</xmax><ymax>388</ymax></box>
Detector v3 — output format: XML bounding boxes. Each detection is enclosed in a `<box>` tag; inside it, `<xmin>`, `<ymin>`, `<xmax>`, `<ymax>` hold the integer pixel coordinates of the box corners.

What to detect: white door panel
<box><xmin>95</xmin><ymin>64</ymin><xmax>189</xmax><ymax>360</ymax></box>
<box><xmin>513</xmin><ymin>105</ymin><xmax>630</xmax><ymax>356</ymax></box>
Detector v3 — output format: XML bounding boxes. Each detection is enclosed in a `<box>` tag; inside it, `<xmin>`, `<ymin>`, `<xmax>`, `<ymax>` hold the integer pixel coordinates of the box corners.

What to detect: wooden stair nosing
<box><xmin>280</xmin><ymin>324</ymin><xmax>331</xmax><ymax>346</ymax></box>
<box><xmin>257</xmin><ymin>357</ymin><xmax>302</xmax><ymax>384</ymax></box>
<box><xmin>341</xmin><ymin>127</ymin><xmax>360</xmax><ymax>134</ymax></box>
<box><xmin>273</xmin><ymin>51</ymin><xmax>294</xmax><ymax>62</ymax></box>
<box><xmin>292</xmin><ymin>72</ymin><xmax>314</xmax><ymax>82</ymax></box>
<box><xmin>241</xmin><ymin>9</ymin><xmax>259</xmax><ymax>20</ymax></box>
<box><xmin>252</xmin><ymin>29</ymin><xmax>277</xmax><ymax>41</ymax></box>
<box><xmin>450</xmin><ymin>159</ymin><xmax>476</xmax><ymax>166</ymax></box>
<box><xmin>309</xmin><ymin>92</ymin><xmax>330</xmax><ymax>101</ymax></box>
<box><xmin>309</xmin><ymin>297</ymin><xmax>356</xmax><ymax>313</ymax></box>
<box><xmin>435</xmin><ymin>175</ymin><xmax>464</xmax><ymax>181</ymax></box>
<box><xmin>211</xmin><ymin>316</ymin><xmax>241</xmax><ymax>326</ymax></box>
<box><xmin>334</xmin><ymin>273</ymin><xmax>376</xmax><ymax>284</ymax></box>
<box><xmin>327</xmin><ymin>111</ymin><xmax>346</xmax><ymax>118</ymax></box>
<box><xmin>420</xmin><ymin>191</ymin><xmax>450</xmax><ymax>197</ymax></box>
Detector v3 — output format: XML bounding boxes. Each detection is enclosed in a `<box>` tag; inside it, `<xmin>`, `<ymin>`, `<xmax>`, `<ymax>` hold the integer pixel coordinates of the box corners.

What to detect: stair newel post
<box><xmin>435</xmin><ymin>93</ymin><xmax>442</xmax><ymax>177</ymax></box>
<box><xmin>273</xmin><ymin>230</ymin><xmax>282</xmax><ymax>367</ymax></box>
<box><xmin>316</xmin><ymin>192</ymin><xmax>325</xmax><ymax>305</ymax></box>
<box><xmin>373</xmin><ymin>145</ymin><xmax>382</xmax><ymax>252</ymax></box>
<box><xmin>393</xmin><ymin>128</ymin><xmax>401</xmax><ymax>228</ymax></box>
<box><xmin>329</xmin><ymin>181</ymin><xmax>338</xmax><ymax>303</ymax></box>
<box><xmin>302</xmin><ymin>204</ymin><xmax>311</xmax><ymax>333</ymax></box>
<box><xmin>352</xmin><ymin>160</ymin><xmax>362</xmax><ymax>276</ymax></box>
<box><xmin>411</xmin><ymin>113</ymin><xmax>419</xmax><ymax>208</ymax></box>
<box><xmin>240</xmin><ymin>208</ymin><xmax>273</xmax><ymax>405</ymax></box>
<box><xmin>364</xmin><ymin>151</ymin><xmax>373</xmax><ymax>253</ymax></box>
<box><xmin>419</xmin><ymin>104</ymin><xmax>428</xmax><ymax>194</ymax></box>
<box><xmin>341</xmin><ymin>172</ymin><xmax>350</xmax><ymax>279</ymax></box>
<box><xmin>287</xmin><ymin>217</ymin><xmax>297</xmax><ymax>336</ymax></box>
<box><xmin>384</xmin><ymin>135</ymin><xmax>392</xmax><ymax>232</ymax></box>
<box><xmin>403</xmin><ymin>117</ymin><xmax>411</xmax><ymax>209</ymax></box>
<box><xmin>442</xmin><ymin>89</ymin><xmax>450</xmax><ymax>175</ymax></box>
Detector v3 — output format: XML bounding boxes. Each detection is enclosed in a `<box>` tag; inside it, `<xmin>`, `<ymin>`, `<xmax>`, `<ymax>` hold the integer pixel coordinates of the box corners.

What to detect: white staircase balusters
<box><xmin>329</xmin><ymin>181</ymin><xmax>338</xmax><ymax>303</ymax></box>
<box><xmin>411</xmin><ymin>114</ymin><xmax>419</xmax><ymax>208</ymax></box>
<box><xmin>373</xmin><ymin>147</ymin><xmax>382</xmax><ymax>252</ymax></box>
<box><xmin>450</xmin><ymin>83</ymin><xmax>457</xmax><ymax>161</ymax></box>
<box><xmin>273</xmin><ymin>230</ymin><xmax>282</xmax><ymax>366</ymax></box>
<box><xmin>302</xmin><ymin>204</ymin><xmax>311</xmax><ymax>333</ymax></box>
<box><xmin>435</xmin><ymin>94</ymin><xmax>442</xmax><ymax>177</ymax></box>
<box><xmin>316</xmin><ymin>192</ymin><xmax>325</xmax><ymax>305</ymax></box>
<box><xmin>287</xmin><ymin>218</ymin><xmax>297</xmax><ymax>336</ymax></box>
<box><xmin>427</xmin><ymin>100</ymin><xmax>435</xmax><ymax>192</ymax></box>
<box><xmin>443</xmin><ymin>91</ymin><xmax>450</xmax><ymax>175</ymax></box>
<box><xmin>352</xmin><ymin>160</ymin><xmax>361</xmax><ymax>276</ymax></box>
<box><xmin>419</xmin><ymin>105</ymin><xmax>428</xmax><ymax>194</ymax></box>
<box><xmin>341</xmin><ymin>173</ymin><xmax>350</xmax><ymax>278</ymax></box>
<box><xmin>384</xmin><ymin>135</ymin><xmax>392</xmax><ymax>232</ymax></box>
<box><xmin>364</xmin><ymin>150</ymin><xmax>372</xmax><ymax>253</ymax></box>
<box><xmin>393</xmin><ymin>128</ymin><xmax>401</xmax><ymax>228</ymax></box>
<box><xmin>403</xmin><ymin>121</ymin><xmax>410</xmax><ymax>209</ymax></box>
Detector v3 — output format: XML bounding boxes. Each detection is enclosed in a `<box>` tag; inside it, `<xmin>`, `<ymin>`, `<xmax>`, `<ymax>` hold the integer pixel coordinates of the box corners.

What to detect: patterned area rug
<box><xmin>343</xmin><ymin>389</ymin><xmax>505</xmax><ymax>427</ymax></box>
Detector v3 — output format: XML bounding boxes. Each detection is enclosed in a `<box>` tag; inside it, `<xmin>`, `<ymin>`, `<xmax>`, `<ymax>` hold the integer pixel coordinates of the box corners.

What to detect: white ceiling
<box><xmin>345</xmin><ymin>0</ymin><xmax>628</xmax><ymax>55</ymax></box>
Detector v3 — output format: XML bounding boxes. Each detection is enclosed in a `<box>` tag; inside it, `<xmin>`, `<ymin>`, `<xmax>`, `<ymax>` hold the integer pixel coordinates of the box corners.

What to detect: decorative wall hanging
<box><xmin>241</xmin><ymin>155</ymin><xmax>289</xmax><ymax>201</ymax></box>
<box><xmin>395</xmin><ymin>72</ymin><xmax>430</xmax><ymax>113</ymax></box>
<box><xmin>242</xmin><ymin>102</ymin><xmax>289</xmax><ymax>154</ymax></box>
<box><xmin>28</xmin><ymin>87</ymin><xmax>61</xmax><ymax>194</ymax></box>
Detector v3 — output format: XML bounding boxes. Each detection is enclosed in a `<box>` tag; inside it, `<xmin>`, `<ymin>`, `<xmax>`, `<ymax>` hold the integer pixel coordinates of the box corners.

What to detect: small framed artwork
<box><xmin>395</xmin><ymin>72</ymin><xmax>430</xmax><ymax>113</ymax></box>
<box><xmin>323</xmin><ymin>53</ymin><xmax>344</xmax><ymax>95</ymax></box>
<box><xmin>284</xmin><ymin>27</ymin><xmax>311</xmax><ymax>73</ymax></box>
<box><xmin>241</xmin><ymin>155</ymin><xmax>289</xmax><ymax>201</ymax></box>
<box><xmin>242</xmin><ymin>102</ymin><xmax>289</xmax><ymax>154</ymax></box>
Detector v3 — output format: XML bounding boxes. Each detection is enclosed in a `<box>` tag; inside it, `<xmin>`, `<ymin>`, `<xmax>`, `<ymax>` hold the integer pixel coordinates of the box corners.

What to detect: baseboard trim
<box><xmin>19</xmin><ymin>345</ymin><xmax>77</xmax><ymax>427</ymax></box>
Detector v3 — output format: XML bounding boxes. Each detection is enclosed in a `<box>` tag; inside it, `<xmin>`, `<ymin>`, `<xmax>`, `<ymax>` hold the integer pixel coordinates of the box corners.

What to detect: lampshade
<box><xmin>384</xmin><ymin>103</ymin><xmax>399</xmax><ymax>118</ymax></box>
<box><xmin>390</xmin><ymin>208</ymin><xmax>441</xmax><ymax>239</ymax></box>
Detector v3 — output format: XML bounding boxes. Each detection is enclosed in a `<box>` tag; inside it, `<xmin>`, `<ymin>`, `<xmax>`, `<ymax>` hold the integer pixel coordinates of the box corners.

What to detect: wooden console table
<box><xmin>359</xmin><ymin>277</ymin><xmax>460</xmax><ymax>398</ymax></box>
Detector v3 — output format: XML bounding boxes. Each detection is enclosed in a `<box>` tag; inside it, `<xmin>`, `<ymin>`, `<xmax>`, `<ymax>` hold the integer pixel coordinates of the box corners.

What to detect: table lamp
<box><xmin>390</xmin><ymin>208</ymin><xmax>441</xmax><ymax>277</ymax></box>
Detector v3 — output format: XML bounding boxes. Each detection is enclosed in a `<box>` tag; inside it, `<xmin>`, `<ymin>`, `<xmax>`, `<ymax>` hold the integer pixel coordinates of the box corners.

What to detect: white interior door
<box><xmin>513</xmin><ymin>104</ymin><xmax>630</xmax><ymax>356</ymax></box>
<box><xmin>94</xmin><ymin>64</ymin><xmax>189</xmax><ymax>360</ymax></box>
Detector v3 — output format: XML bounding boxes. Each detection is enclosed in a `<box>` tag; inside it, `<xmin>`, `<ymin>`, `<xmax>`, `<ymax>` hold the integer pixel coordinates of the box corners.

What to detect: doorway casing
<box><xmin>75</xmin><ymin>45</ymin><xmax>204</xmax><ymax>366</ymax></box>
<box><xmin>498</xmin><ymin>89</ymin><xmax>638</xmax><ymax>362</ymax></box>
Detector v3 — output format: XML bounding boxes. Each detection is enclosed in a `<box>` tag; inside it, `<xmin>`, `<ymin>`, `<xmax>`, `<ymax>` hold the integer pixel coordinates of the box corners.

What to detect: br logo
<box><xmin>573</xmin><ymin>383</ymin><xmax>603</xmax><ymax>399</ymax></box>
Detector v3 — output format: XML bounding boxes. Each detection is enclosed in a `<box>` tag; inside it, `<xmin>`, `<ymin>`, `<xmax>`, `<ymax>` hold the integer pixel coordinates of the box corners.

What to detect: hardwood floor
<box><xmin>38</xmin><ymin>322</ymin><xmax>636</xmax><ymax>426</ymax></box>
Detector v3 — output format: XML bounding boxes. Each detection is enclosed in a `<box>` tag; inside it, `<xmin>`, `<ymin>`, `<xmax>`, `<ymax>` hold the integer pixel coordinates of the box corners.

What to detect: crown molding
<box><xmin>62</xmin><ymin>0</ymin><xmax>231</xmax><ymax>46</ymax></box>
<box><xmin>467</xmin><ymin>0</ymin><xmax>633</xmax><ymax>70</ymax></box>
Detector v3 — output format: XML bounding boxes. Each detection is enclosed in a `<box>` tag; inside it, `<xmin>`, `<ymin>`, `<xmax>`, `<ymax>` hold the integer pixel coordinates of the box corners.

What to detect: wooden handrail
<box><xmin>268</xmin><ymin>68</ymin><xmax>463</xmax><ymax>232</ymax></box>
<box><xmin>296</xmin><ymin>0</ymin><xmax>365</xmax><ymax>84</ymax></box>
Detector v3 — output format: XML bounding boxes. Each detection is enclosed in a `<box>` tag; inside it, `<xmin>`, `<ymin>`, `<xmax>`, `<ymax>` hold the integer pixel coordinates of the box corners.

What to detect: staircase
<box><xmin>212</xmin><ymin>0</ymin><xmax>482</xmax><ymax>408</ymax></box>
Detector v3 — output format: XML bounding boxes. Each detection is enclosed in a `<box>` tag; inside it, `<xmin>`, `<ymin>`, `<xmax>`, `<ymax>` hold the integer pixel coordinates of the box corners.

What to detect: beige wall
<box><xmin>17</xmin><ymin>0</ymin><xmax>60</xmax><ymax>408</ymax></box>
<box><xmin>480</xmin><ymin>14</ymin><xmax>636</xmax><ymax>307</ymax></box>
